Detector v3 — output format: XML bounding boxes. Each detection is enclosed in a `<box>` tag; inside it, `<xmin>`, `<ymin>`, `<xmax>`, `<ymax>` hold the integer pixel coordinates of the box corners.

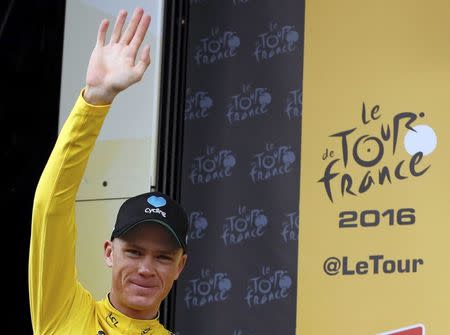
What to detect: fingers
<box><xmin>137</xmin><ymin>45</ymin><xmax>151</xmax><ymax>72</ymax></box>
<box><xmin>96</xmin><ymin>19</ymin><xmax>109</xmax><ymax>46</ymax></box>
<box><xmin>135</xmin><ymin>45</ymin><xmax>151</xmax><ymax>77</ymax></box>
<box><xmin>110</xmin><ymin>10</ymin><xmax>127</xmax><ymax>44</ymax></box>
<box><xmin>120</xmin><ymin>7</ymin><xmax>145</xmax><ymax>45</ymax></box>
<box><xmin>128</xmin><ymin>14</ymin><xmax>151</xmax><ymax>60</ymax></box>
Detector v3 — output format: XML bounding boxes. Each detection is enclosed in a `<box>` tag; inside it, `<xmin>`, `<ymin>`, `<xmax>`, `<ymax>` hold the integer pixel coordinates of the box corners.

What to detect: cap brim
<box><xmin>113</xmin><ymin>219</ymin><xmax>185</xmax><ymax>250</ymax></box>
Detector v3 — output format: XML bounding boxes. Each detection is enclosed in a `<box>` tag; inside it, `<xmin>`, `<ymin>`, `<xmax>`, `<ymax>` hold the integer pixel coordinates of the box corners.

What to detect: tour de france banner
<box><xmin>297</xmin><ymin>1</ymin><xmax>450</xmax><ymax>335</ymax></box>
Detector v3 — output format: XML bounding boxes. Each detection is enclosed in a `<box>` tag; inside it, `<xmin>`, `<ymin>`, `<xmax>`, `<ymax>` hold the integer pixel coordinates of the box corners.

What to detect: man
<box><xmin>28</xmin><ymin>7</ymin><xmax>188</xmax><ymax>335</ymax></box>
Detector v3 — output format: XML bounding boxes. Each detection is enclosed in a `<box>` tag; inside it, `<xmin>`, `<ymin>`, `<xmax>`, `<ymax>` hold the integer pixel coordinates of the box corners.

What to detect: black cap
<box><xmin>111</xmin><ymin>191</ymin><xmax>188</xmax><ymax>252</ymax></box>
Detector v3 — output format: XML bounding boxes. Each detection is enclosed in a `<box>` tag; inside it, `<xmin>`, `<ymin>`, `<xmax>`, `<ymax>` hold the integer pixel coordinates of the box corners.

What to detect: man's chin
<box><xmin>126</xmin><ymin>290</ymin><xmax>161</xmax><ymax>309</ymax></box>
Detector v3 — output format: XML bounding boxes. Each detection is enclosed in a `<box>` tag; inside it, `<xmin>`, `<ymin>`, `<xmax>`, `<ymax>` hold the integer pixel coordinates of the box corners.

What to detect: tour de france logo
<box><xmin>318</xmin><ymin>102</ymin><xmax>437</xmax><ymax>204</ymax></box>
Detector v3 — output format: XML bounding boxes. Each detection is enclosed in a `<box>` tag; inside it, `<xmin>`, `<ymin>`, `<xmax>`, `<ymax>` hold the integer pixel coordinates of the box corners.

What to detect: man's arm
<box><xmin>28</xmin><ymin>8</ymin><xmax>151</xmax><ymax>333</ymax></box>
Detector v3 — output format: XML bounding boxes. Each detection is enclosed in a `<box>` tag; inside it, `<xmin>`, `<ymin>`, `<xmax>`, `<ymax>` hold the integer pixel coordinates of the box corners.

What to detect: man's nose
<box><xmin>137</xmin><ymin>257</ymin><xmax>156</xmax><ymax>276</ymax></box>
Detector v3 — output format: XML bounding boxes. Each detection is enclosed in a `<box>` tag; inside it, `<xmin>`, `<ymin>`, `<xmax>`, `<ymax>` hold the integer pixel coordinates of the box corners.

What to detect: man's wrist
<box><xmin>83</xmin><ymin>85</ymin><xmax>116</xmax><ymax>105</ymax></box>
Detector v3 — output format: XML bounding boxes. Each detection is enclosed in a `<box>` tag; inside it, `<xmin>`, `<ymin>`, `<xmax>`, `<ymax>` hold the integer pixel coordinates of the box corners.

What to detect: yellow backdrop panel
<box><xmin>297</xmin><ymin>0</ymin><xmax>450</xmax><ymax>334</ymax></box>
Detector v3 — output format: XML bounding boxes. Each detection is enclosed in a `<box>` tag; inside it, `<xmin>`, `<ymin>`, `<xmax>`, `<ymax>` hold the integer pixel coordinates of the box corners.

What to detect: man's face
<box><xmin>104</xmin><ymin>223</ymin><xmax>187</xmax><ymax>319</ymax></box>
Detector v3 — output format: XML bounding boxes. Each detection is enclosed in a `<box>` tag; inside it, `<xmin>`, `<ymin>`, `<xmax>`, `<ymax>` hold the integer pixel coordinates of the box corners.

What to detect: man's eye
<box><xmin>126</xmin><ymin>249</ymin><xmax>141</xmax><ymax>256</ymax></box>
<box><xmin>157</xmin><ymin>255</ymin><xmax>172</xmax><ymax>261</ymax></box>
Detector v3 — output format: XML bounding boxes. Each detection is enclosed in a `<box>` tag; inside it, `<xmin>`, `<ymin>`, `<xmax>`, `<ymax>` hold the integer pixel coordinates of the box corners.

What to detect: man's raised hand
<box><xmin>84</xmin><ymin>7</ymin><xmax>151</xmax><ymax>105</ymax></box>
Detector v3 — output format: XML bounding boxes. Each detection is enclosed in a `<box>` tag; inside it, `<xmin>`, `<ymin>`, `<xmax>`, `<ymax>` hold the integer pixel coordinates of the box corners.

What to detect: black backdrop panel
<box><xmin>175</xmin><ymin>0</ymin><xmax>304</xmax><ymax>334</ymax></box>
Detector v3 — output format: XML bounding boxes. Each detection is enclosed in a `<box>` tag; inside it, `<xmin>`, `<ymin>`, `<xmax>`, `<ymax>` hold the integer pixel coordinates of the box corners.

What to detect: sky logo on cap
<box><xmin>147</xmin><ymin>196</ymin><xmax>166</xmax><ymax>208</ymax></box>
<box><xmin>378</xmin><ymin>324</ymin><xmax>425</xmax><ymax>335</ymax></box>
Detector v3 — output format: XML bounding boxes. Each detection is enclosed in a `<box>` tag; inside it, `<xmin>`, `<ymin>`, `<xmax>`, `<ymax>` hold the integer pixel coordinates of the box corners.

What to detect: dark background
<box><xmin>1</xmin><ymin>1</ymin><xmax>65</xmax><ymax>333</ymax></box>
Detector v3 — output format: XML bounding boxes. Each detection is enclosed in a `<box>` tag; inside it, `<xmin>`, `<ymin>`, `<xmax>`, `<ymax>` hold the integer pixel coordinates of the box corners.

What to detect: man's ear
<box><xmin>175</xmin><ymin>254</ymin><xmax>188</xmax><ymax>280</ymax></box>
<box><xmin>104</xmin><ymin>240</ymin><xmax>114</xmax><ymax>268</ymax></box>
